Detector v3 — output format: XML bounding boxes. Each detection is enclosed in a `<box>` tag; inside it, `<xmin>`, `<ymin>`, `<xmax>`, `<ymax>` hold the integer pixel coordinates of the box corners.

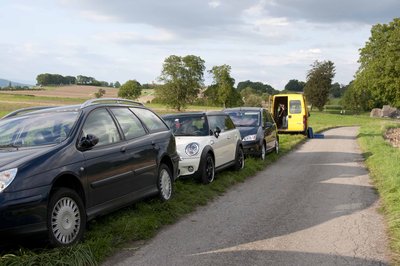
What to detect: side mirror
<box><xmin>265</xmin><ymin>122</ymin><xmax>273</xmax><ymax>128</ymax></box>
<box><xmin>214</xmin><ymin>127</ymin><xmax>221</xmax><ymax>138</ymax></box>
<box><xmin>79</xmin><ymin>134</ymin><xmax>99</xmax><ymax>150</ymax></box>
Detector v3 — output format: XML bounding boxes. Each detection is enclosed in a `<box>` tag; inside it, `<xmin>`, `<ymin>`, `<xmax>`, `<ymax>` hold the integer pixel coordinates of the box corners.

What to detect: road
<box><xmin>105</xmin><ymin>127</ymin><xmax>389</xmax><ymax>266</ymax></box>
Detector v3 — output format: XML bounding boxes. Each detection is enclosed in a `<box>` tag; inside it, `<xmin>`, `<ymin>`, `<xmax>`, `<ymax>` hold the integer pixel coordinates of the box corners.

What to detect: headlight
<box><xmin>0</xmin><ymin>168</ymin><xmax>18</xmax><ymax>193</ymax></box>
<box><xmin>185</xmin><ymin>142</ymin><xmax>200</xmax><ymax>156</ymax></box>
<box><xmin>243</xmin><ymin>134</ymin><xmax>257</xmax><ymax>141</ymax></box>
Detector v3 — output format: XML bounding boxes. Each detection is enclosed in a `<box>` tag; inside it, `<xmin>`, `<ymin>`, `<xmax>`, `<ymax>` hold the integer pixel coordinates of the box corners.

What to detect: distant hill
<box><xmin>0</xmin><ymin>78</ymin><xmax>33</xmax><ymax>88</ymax></box>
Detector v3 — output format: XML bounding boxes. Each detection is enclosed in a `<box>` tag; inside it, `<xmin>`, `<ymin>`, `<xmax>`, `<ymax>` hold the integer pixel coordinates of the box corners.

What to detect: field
<box><xmin>0</xmin><ymin>89</ymin><xmax>400</xmax><ymax>265</ymax></box>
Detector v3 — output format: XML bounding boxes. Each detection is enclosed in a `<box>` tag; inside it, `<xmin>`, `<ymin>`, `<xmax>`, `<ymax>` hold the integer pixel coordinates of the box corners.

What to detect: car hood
<box><xmin>236</xmin><ymin>126</ymin><xmax>259</xmax><ymax>138</ymax></box>
<box><xmin>0</xmin><ymin>146</ymin><xmax>53</xmax><ymax>169</ymax></box>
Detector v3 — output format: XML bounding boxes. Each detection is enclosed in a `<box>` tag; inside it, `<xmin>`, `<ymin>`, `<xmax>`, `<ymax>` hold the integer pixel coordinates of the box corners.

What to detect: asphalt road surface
<box><xmin>105</xmin><ymin>127</ymin><xmax>389</xmax><ymax>266</ymax></box>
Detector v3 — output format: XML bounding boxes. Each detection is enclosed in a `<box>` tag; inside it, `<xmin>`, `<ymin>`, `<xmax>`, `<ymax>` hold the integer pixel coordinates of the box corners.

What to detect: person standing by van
<box><xmin>278</xmin><ymin>104</ymin><xmax>287</xmax><ymax>129</ymax></box>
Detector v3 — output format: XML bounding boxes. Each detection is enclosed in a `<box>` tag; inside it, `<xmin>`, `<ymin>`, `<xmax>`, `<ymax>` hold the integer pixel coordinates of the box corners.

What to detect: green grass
<box><xmin>0</xmin><ymin>108</ymin><xmax>399</xmax><ymax>265</ymax></box>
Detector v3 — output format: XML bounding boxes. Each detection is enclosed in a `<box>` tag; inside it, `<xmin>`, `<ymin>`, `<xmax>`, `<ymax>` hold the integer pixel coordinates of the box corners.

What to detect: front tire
<box><xmin>47</xmin><ymin>188</ymin><xmax>86</xmax><ymax>247</ymax></box>
<box><xmin>259</xmin><ymin>142</ymin><xmax>266</xmax><ymax>160</ymax></box>
<box><xmin>200</xmin><ymin>153</ymin><xmax>215</xmax><ymax>184</ymax></box>
<box><xmin>158</xmin><ymin>164</ymin><xmax>173</xmax><ymax>201</ymax></box>
<box><xmin>234</xmin><ymin>146</ymin><xmax>245</xmax><ymax>171</ymax></box>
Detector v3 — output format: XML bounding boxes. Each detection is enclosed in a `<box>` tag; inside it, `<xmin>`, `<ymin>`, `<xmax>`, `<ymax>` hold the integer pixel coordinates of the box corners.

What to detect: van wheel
<box><xmin>200</xmin><ymin>153</ymin><xmax>215</xmax><ymax>184</ymax></box>
<box><xmin>259</xmin><ymin>143</ymin><xmax>266</xmax><ymax>160</ymax></box>
<box><xmin>234</xmin><ymin>146</ymin><xmax>245</xmax><ymax>171</ymax></box>
<box><xmin>48</xmin><ymin>188</ymin><xmax>86</xmax><ymax>247</ymax></box>
<box><xmin>158</xmin><ymin>164</ymin><xmax>173</xmax><ymax>201</ymax></box>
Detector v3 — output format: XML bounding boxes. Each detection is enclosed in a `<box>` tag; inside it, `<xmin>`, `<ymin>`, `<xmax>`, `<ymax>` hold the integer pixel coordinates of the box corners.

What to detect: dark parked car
<box><xmin>0</xmin><ymin>98</ymin><xmax>179</xmax><ymax>246</ymax></box>
<box><xmin>224</xmin><ymin>107</ymin><xmax>279</xmax><ymax>160</ymax></box>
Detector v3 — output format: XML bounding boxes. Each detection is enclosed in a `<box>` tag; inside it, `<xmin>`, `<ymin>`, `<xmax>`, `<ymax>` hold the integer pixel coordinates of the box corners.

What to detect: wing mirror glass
<box><xmin>79</xmin><ymin>134</ymin><xmax>99</xmax><ymax>150</ymax></box>
<box><xmin>214</xmin><ymin>127</ymin><xmax>221</xmax><ymax>138</ymax></box>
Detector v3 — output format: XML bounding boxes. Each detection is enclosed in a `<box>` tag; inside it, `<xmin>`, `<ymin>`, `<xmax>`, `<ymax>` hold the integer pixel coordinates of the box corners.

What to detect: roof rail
<box><xmin>1</xmin><ymin>106</ymin><xmax>55</xmax><ymax>120</ymax></box>
<box><xmin>80</xmin><ymin>98</ymin><xmax>144</xmax><ymax>109</ymax></box>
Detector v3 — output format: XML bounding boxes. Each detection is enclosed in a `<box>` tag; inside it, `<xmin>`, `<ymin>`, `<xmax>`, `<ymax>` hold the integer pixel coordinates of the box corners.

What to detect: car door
<box><xmin>263</xmin><ymin>110</ymin><xmax>276</xmax><ymax>150</ymax></box>
<box><xmin>288</xmin><ymin>99</ymin><xmax>304</xmax><ymax>131</ymax></box>
<box><xmin>110</xmin><ymin>107</ymin><xmax>157</xmax><ymax>194</ymax></box>
<box><xmin>80</xmin><ymin>108</ymin><xmax>133</xmax><ymax>207</ymax></box>
<box><xmin>208</xmin><ymin>114</ymin><xmax>237</xmax><ymax>166</ymax></box>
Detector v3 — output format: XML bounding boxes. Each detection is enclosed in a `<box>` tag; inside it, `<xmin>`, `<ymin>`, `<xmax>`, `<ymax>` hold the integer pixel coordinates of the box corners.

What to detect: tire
<box><xmin>259</xmin><ymin>142</ymin><xmax>266</xmax><ymax>160</ymax></box>
<box><xmin>233</xmin><ymin>146</ymin><xmax>245</xmax><ymax>171</ymax></box>
<box><xmin>47</xmin><ymin>188</ymin><xmax>86</xmax><ymax>247</ymax></box>
<box><xmin>200</xmin><ymin>153</ymin><xmax>215</xmax><ymax>184</ymax></box>
<box><xmin>158</xmin><ymin>164</ymin><xmax>173</xmax><ymax>201</ymax></box>
<box><xmin>275</xmin><ymin>139</ymin><xmax>279</xmax><ymax>154</ymax></box>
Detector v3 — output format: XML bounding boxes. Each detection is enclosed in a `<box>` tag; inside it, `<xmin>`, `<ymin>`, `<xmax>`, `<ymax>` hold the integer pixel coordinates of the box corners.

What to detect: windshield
<box><xmin>227</xmin><ymin>111</ymin><xmax>260</xmax><ymax>127</ymax></box>
<box><xmin>0</xmin><ymin>111</ymin><xmax>78</xmax><ymax>148</ymax></box>
<box><xmin>163</xmin><ymin>115</ymin><xmax>209</xmax><ymax>136</ymax></box>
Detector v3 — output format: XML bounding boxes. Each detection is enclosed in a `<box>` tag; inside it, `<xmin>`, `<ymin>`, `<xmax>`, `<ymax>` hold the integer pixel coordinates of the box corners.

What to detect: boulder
<box><xmin>382</xmin><ymin>105</ymin><xmax>398</xmax><ymax>117</ymax></box>
<box><xmin>370</xmin><ymin>108</ymin><xmax>382</xmax><ymax>118</ymax></box>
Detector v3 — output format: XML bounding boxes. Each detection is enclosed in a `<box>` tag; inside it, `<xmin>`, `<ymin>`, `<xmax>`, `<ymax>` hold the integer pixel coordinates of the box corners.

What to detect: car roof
<box><xmin>224</xmin><ymin>107</ymin><xmax>263</xmax><ymax>112</ymax></box>
<box><xmin>1</xmin><ymin>98</ymin><xmax>147</xmax><ymax>120</ymax></box>
<box><xmin>162</xmin><ymin>111</ymin><xmax>227</xmax><ymax>118</ymax></box>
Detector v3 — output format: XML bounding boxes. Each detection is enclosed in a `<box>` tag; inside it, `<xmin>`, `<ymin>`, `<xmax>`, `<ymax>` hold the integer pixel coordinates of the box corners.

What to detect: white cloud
<box><xmin>208</xmin><ymin>1</ymin><xmax>221</xmax><ymax>8</ymax></box>
<box><xmin>79</xmin><ymin>10</ymin><xmax>116</xmax><ymax>22</ymax></box>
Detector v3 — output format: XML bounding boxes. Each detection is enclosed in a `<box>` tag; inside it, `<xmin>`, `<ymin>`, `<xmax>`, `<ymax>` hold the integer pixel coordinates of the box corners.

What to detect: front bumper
<box><xmin>242</xmin><ymin>141</ymin><xmax>262</xmax><ymax>156</ymax></box>
<box><xmin>178</xmin><ymin>156</ymin><xmax>201</xmax><ymax>177</ymax></box>
<box><xmin>0</xmin><ymin>186</ymin><xmax>50</xmax><ymax>238</ymax></box>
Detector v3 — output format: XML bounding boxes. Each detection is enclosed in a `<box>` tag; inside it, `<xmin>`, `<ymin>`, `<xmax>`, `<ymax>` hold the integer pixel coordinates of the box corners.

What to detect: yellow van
<box><xmin>270</xmin><ymin>93</ymin><xmax>309</xmax><ymax>134</ymax></box>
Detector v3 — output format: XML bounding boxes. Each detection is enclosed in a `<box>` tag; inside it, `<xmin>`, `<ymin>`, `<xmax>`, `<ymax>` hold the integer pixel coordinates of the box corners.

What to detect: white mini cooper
<box><xmin>163</xmin><ymin>112</ymin><xmax>244</xmax><ymax>184</ymax></box>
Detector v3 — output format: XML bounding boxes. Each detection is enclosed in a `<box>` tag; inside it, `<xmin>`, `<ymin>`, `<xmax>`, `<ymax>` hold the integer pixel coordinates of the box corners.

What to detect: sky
<box><xmin>0</xmin><ymin>0</ymin><xmax>398</xmax><ymax>89</ymax></box>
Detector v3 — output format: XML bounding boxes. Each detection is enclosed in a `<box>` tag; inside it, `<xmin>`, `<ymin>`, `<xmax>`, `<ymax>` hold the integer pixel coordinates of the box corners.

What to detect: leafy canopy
<box><xmin>352</xmin><ymin>17</ymin><xmax>400</xmax><ymax>108</ymax></box>
<box><xmin>304</xmin><ymin>60</ymin><xmax>335</xmax><ymax>111</ymax></box>
<box><xmin>118</xmin><ymin>80</ymin><xmax>142</xmax><ymax>100</ymax></box>
<box><xmin>157</xmin><ymin>55</ymin><xmax>205</xmax><ymax>111</ymax></box>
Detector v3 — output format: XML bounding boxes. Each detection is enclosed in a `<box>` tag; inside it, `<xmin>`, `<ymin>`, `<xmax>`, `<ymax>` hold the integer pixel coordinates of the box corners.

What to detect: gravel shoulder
<box><xmin>104</xmin><ymin>127</ymin><xmax>390</xmax><ymax>266</ymax></box>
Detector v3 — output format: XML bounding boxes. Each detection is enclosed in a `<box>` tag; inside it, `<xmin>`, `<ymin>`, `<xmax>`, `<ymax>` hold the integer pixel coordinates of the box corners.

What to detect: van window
<box><xmin>289</xmin><ymin>100</ymin><xmax>302</xmax><ymax>114</ymax></box>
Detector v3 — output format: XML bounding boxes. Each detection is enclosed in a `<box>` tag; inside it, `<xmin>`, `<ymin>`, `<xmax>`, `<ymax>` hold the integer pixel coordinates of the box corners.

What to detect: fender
<box><xmin>196</xmin><ymin>145</ymin><xmax>214</xmax><ymax>177</ymax></box>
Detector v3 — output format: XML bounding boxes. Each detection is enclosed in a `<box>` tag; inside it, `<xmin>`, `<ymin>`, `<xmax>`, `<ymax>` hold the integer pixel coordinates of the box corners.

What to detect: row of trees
<box><xmin>36</xmin><ymin>73</ymin><xmax>121</xmax><ymax>88</ymax></box>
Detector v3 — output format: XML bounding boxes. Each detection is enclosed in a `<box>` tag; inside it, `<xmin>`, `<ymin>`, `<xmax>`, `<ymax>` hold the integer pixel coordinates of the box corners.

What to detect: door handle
<box><xmin>152</xmin><ymin>141</ymin><xmax>160</xmax><ymax>150</ymax></box>
<box><xmin>289</xmin><ymin>115</ymin><xmax>292</xmax><ymax>118</ymax></box>
<box><xmin>120</xmin><ymin>146</ymin><xmax>126</xmax><ymax>153</ymax></box>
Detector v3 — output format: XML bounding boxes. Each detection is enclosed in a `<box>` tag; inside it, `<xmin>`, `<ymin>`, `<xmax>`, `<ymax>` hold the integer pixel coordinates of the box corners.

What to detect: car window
<box><xmin>227</xmin><ymin>111</ymin><xmax>260</xmax><ymax>127</ymax></box>
<box><xmin>131</xmin><ymin>108</ymin><xmax>168</xmax><ymax>133</ymax></box>
<box><xmin>110</xmin><ymin>108</ymin><xmax>146</xmax><ymax>140</ymax></box>
<box><xmin>208</xmin><ymin>115</ymin><xmax>229</xmax><ymax>132</ymax></box>
<box><xmin>163</xmin><ymin>115</ymin><xmax>209</xmax><ymax>136</ymax></box>
<box><xmin>0</xmin><ymin>111</ymin><xmax>77</xmax><ymax>147</ymax></box>
<box><xmin>82</xmin><ymin>108</ymin><xmax>121</xmax><ymax>146</ymax></box>
<box><xmin>289</xmin><ymin>100</ymin><xmax>302</xmax><ymax>114</ymax></box>
<box><xmin>224</xmin><ymin>115</ymin><xmax>235</xmax><ymax>130</ymax></box>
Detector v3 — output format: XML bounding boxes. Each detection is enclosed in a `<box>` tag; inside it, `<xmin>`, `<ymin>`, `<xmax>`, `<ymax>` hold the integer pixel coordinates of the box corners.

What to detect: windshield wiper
<box><xmin>0</xmin><ymin>143</ymin><xmax>21</xmax><ymax>150</ymax></box>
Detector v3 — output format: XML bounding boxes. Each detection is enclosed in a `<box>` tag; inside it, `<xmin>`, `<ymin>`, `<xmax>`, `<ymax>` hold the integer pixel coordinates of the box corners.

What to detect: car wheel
<box><xmin>234</xmin><ymin>146</ymin><xmax>245</xmax><ymax>171</ymax></box>
<box><xmin>158</xmin><ymin>164</ymin><xmax>173</xmax><ymax>201</ymax></box>
<box><xmin>48</xmin><ymin>188</ymin><xmax>86</xmax><ymax>247</ymax></box>
<box><xmin>275</xmin><ymin>139</ymin><xmax>279</xmax><ymax>154</ymax></box>
<box><xmin>259</xmin><ymin>142</ymin><xmax>266</xmax><ymax>160</ymax></box>
<box><xmin>200</xmin><ymin>153</ymin><xmax>215</xmax><ymax>184</ymax></box>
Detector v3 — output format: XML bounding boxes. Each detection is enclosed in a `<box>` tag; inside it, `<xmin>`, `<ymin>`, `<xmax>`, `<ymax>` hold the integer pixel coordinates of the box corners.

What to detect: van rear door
<box><xmin>288</xmin><ymin>99</ymin><xmax>304</xmax><ymax>132</ymax></box>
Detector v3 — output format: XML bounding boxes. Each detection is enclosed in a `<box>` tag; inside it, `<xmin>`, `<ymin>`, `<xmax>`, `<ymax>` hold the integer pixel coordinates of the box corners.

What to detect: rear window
<box><xmin>289</xmin><ymin>100</ymin><xmax>302</xmax><ymax>114</ymax></box>
<box><xmin>131</xmin><ymin>108</ymin><xmax>168</xmax><ymax>133</ymax></box>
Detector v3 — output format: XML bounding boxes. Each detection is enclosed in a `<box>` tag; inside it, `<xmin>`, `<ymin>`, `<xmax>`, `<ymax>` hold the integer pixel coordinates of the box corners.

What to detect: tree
<box><xmin>284</xmin><ymin>79</ymin><xmax>305</xmax><ymax>92</ymax></box>
<box><xmin>237</xmin><ymin>80</ymin><xmax>278</xmax><ymax>95</ymax></box>
<box><xmin>94</xmin><ymin>88</ymin><xmax>106</xmax><ymax>98</ymax></box>
<box><xmin>304</xmin><ymin>60</ymin><xmax>336</xmax><ymax>111</ymax></box>
<box><xmin>114</xmin><ymin>81</ymin><xmax>121</xmax><ymax>88</ymax></box>
<box><xmin>157</xmin><ymin>55</ymin><xmax>205</xmax><ymax>111</ymax></box>
<box><xmin>209</xmin><ymin>65</ymin><xmax>240</xmax><ymax>108</ymax></box>
<box><xmin>118</xmin><ymin>80</ymin><xmax>142</xmax><ymax>100</ymax></box>
<box><xmin>353</xmin><ymin>18</ymin><xmax>400</xmax><ymax>108</ymax></box>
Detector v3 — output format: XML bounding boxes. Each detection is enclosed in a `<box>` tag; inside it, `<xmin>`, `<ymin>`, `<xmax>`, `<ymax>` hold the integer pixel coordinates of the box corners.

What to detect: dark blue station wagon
<box><xmin>0</xmin><ymin>98</ymin><xmax>179</xmax><ymax>246</ymax></box>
